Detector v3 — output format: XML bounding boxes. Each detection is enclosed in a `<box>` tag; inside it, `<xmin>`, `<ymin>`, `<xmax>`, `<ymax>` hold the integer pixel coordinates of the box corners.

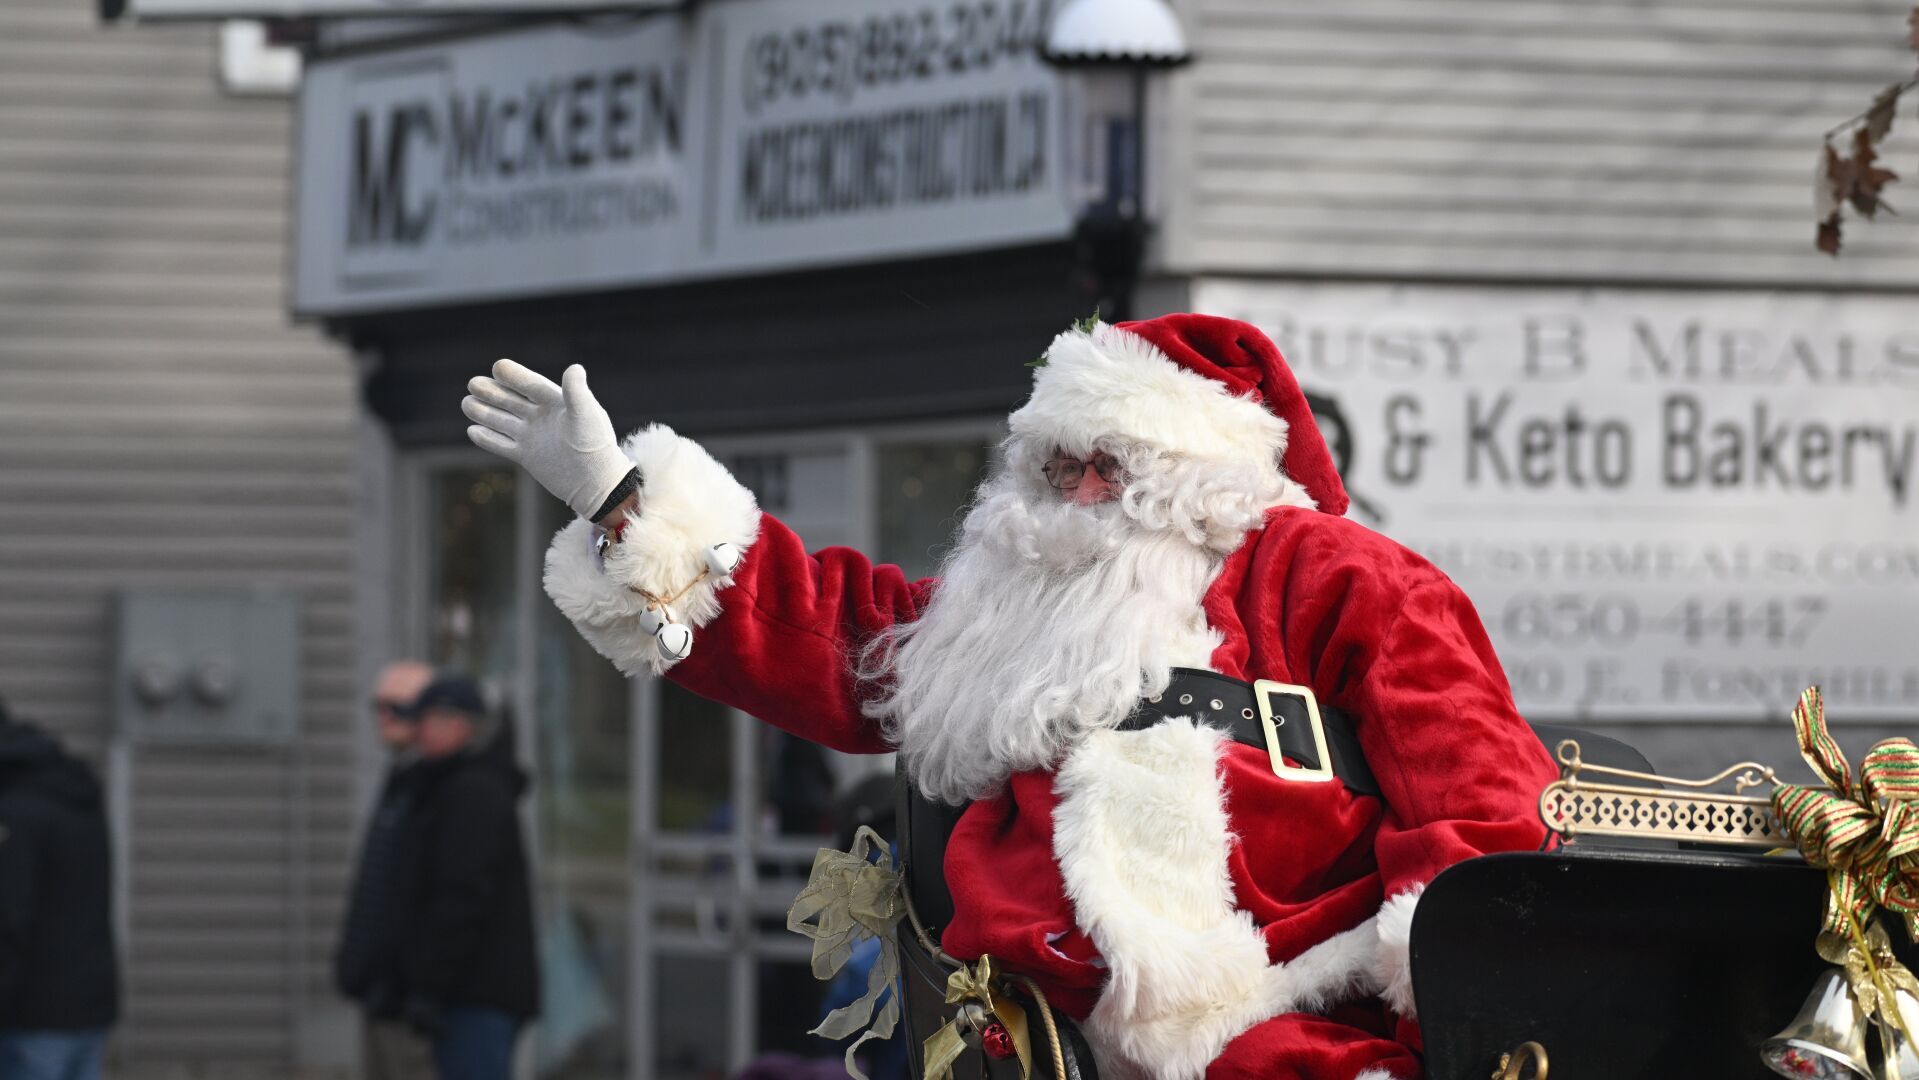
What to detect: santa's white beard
<box><xmin>864</xmin><ymin>442</ymin><xmax>1301</xmax><ymax>803</ymax></box>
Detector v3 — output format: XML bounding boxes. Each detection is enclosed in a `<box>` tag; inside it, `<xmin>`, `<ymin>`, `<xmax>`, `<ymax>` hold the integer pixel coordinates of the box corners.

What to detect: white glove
<box><xmin>462</xmin><ymin>360</ymin><xmax>635</xmax><ymax>519</ymax></box>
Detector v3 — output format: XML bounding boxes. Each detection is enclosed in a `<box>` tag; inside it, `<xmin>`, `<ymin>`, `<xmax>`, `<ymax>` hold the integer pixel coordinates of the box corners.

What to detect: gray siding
<box><xmin>0</xmin><ymin>2</ymin><xmax>358</xmax><ymax>1071</ymax></box>
<box><xmin>1163</xmin><ymin>0</ymin><xmax>1919</xmax><ymax>286</ymax></box>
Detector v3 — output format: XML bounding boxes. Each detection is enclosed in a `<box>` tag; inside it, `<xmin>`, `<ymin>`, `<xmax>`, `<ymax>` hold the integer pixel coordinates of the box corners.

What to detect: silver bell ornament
<box><xmin>1885</xmin><ymin>987</ymin><xmax>1919</xmax><ymax>1080</ymax></box>
<box><xmin>1761</xmin><ymin>967</ymin><xmax>1873</xmax><ymax>1080</ymax></box>
<box><xmin>640</xmin><ymin>605</ymin><xmax>672</xmax><ymax>637</ymax></box>
<box><xmin>705</xmin><ymin>542</ymin><xmax>744</xmax><ymax>578</ymax></box>
<box><xmin>655</xmin><ymin>622</ymin><xmax>693</xmax><ymax>662</ymax></box>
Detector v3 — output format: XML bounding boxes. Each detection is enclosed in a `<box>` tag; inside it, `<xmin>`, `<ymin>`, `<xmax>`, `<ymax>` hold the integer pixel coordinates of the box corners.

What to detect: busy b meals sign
<box><xmin>1196</xmin><ymin>280</ymin><xmax>1919</xmax><ymax>721</ymax></box>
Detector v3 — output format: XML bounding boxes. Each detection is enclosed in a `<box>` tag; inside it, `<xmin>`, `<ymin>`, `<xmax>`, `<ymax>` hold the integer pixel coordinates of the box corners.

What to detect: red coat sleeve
<box><xmin>665</xmin><ymin>512</ymin><xmax>934</xmax><ymax>755</ymax></box>
<box><xmin>1243</xmin><ymin>513</ymin><xmax>1557</xmax><ymax>901</ymax></box>
<box><xmin>1343</xmin><ymin>576</ymin><xmax>1558</xmax><ymax>902</ymax></box>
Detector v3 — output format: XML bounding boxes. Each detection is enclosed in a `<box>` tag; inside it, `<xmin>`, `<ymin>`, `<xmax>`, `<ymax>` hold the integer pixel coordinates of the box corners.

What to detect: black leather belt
<box><xmin>1118</xmin><ymin>668</ymin><xmax>1380</xmax><ymax>798</ymax></box>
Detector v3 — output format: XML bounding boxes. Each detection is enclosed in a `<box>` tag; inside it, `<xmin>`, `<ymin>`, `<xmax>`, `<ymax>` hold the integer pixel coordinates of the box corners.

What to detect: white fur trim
<box><xmin>1355</xmin><ymin>1069</ymin><xmax>1404</xmax><ymax>1080</ymax></box>
<box><xmin>542</xmin><ymin>424</ymin><xmax>760</xmax><ymax>676</ymax></box>
<box><xmin>1010</xmin><ymin>322</ymin><xmax>1295</xmax><ymax>485</ymax></box>
<box><xmin>1376</xmin><ymin>885</ymin><xmax>1424</xmax><ymax>1019</ymax></box>
<box><xmin>1054</xmin><ymin>720</ymin><xmax>1382</xmax><ymax>1080</ymax></box>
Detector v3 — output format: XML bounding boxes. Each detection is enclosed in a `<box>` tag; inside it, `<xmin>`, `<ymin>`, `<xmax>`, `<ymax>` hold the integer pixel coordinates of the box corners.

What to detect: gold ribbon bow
<box><xmin>785</xmin><ymin>826</ymin><xmax>906</xmax><ymax>1080</ymax></box>
<box><xmin>1818</xmin><ymin>919</ymin><xmax>1919</xmax><ymax>1021</ymax></box>
<box><xmin>1772</xmin><ymin>686</ymin><xmax>1919</xmax><ymax>1046</ymax></box>
<box><xmin>920</xmin><ymin>955</ymin><xmax>1034</xmax><ymax>1080</ymax></box>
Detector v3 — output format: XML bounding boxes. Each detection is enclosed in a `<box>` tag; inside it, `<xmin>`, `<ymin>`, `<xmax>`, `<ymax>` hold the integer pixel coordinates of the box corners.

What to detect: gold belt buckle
<box><xmin>1253</xmin><ymin>680</ymin><xmax>1335</xmax><ymax>783</ymax></box>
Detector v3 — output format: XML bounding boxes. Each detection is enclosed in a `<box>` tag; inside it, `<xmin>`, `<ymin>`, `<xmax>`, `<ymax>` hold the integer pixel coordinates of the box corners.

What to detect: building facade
<box><xmin>0</xmin><ymin>0</ymin><xmax>363</xmax><ymax>1073</ymax></box>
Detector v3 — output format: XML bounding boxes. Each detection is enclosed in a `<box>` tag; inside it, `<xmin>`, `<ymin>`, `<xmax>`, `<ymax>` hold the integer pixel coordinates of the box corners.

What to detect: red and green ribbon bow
<box><xmin>1772</xmin><ymin>686</ymin><xmax>1919</xmax><ymax>941</ymax></box>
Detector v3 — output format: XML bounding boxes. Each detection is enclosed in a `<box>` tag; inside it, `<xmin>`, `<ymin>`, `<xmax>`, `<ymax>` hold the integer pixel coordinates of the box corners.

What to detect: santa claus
<box><xmin>461</xmin><ymin>314</ymin><xmax>1558</xmax><ymax>1080</ymax></box>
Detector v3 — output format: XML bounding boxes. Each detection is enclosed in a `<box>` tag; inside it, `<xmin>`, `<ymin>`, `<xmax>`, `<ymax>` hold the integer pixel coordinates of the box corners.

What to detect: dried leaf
<box><xmin>1848</xmin><ymin>128</ymin><xmax>1899</xmax><ymax>218</ymax></box>
<box><xmin>1817</xmin><ymin>211</ymin><xmax>1844</xmax><ymax>256</ymax></box>
<box><xmin>1865</xmin><ymin>82</ymin><xmax>1904</xmax><ymax>142</ymax></box>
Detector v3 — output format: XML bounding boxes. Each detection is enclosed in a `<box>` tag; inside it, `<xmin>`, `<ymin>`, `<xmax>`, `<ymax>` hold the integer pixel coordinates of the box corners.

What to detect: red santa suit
<box><xmin>541</xmin><ymin>314</ymin><xmax>1558</xmax><ymax>1080</ymax></box>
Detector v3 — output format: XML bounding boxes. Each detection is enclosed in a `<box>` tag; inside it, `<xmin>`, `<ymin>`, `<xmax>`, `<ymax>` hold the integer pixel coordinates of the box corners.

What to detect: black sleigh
<box><xmin>883</xmin><ymin>724</ymin><xmax>1871</xmax><ymax>1080</ymax></box>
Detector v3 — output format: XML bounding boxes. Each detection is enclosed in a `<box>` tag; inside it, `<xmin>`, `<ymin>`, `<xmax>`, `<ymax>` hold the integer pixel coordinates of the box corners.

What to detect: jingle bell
<box><xmin>706</xmin><ymin>542</ymin><xmax>744</xmax><ymax>578</ymax></box>
<box><xmin>655</xmin><ymin>622</ymin><xmax>693</xmax><ymax>662</ymax></box>
<box><xmin>640</xmin><ymin>606</ymin><xmax>672</xmax><ymax>636</ymax></box>
<box><xmin>980</xmin><ymin>1019</ymin><xmax>1016</xmax><ymax>1060</ymax></box>
<box><xmin>953</xmin><ymin>1001</ymin><xmax>990</xmax><ymax>1049</ymax></box>
<box><xmin>1761</xmin><ymin>968</ymin><xmax>1873</xmax><ymax>1080</ymax></box>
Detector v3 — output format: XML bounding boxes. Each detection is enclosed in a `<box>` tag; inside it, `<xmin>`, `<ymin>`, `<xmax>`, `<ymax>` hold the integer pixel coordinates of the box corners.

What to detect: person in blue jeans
<box><xmin>392</xmin><ymin>676</ymin><xmax>540</xmax><ymax>1080</ymax></box>
<box><xmin>0</xmin><ymin>1033</ymin><xmax>105</xmax><ymax>1080</ymax></box>
<box><xmin>0</xmin><ymin>700</ymin><xmax>118</xmax><ymax>1080</ymax></box>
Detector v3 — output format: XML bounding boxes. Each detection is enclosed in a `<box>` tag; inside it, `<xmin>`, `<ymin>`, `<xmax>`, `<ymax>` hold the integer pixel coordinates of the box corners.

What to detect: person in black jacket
<box><xmin>0</xmin><ymin>697</ymin><xmax>118</xmax><ymax>1080</ymax></box>
<box><xmin>396</xmin><ymin>675</ymin><xmax>539</xmax><ymax>1080</ymax></box>
<box><xmin>335</xmin><ymin>659</ymin><xmax>436</xmax><ymax>1080</ymax></box>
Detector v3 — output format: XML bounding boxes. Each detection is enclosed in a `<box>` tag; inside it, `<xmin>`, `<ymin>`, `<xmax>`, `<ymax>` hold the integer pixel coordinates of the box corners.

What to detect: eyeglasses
<box><xmin>1041</xmin><ymin>452</ymin><xmax>1124</xmax><ymax>490</ymax></box>
<box><xmin>371</xmin><ymin>698</ymin><xmax>418</xmax><ymax>720</ymax></box>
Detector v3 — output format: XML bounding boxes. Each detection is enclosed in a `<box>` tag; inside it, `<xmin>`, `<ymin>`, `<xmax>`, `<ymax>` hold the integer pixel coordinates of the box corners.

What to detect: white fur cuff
<box><xmin>1375</xmin><ymin>886</ymin><xmax>1424</xmax><ymax>1019</ymax></box>
<box><xmin>542</xmin><ymin>424</ymin><xmax>760</xmax><ymax>676</ymax></box>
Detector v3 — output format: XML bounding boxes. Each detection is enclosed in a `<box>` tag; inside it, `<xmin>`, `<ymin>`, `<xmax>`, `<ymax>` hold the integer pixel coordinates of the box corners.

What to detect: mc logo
<box><xmin>348</xmin><ymin>101</ymin><xmax>439</xmax><ymax>248</ymax></box>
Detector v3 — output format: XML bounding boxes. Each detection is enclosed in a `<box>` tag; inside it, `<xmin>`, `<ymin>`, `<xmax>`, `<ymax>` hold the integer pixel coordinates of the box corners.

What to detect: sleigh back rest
<box><xmin>1530</xmin><ymin>723</ymin><xmax>1656</xmax><ymax>778</ymax></box>
<box><xmin>896</xmin><ymin>770</ymin><xmax>967</xmax><ymax>940</ymax></box>
<box><xmin>1409</xmin><ymin>847</ymin><xmax>1886</xmax><ymax>1080</ymax></box>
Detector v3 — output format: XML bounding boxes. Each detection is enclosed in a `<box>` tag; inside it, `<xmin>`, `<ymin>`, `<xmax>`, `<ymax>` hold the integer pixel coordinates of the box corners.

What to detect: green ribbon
<box><xmin>1771</xmin><ymin>686</ymin><xmax>1919</xmax><ymax>941</ymax></box>
<box><xmin>785</xmin><ymin>826</ymin><xmax>905</xmax><ymax>1080</ymax></box>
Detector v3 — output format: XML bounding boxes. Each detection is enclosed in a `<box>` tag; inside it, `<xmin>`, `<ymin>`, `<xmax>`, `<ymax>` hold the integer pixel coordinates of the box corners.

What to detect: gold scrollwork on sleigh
<box><xmin>1539</xmin><ymin>740</ymin><xmax>1788</xmax><ymax>848</ymax></box>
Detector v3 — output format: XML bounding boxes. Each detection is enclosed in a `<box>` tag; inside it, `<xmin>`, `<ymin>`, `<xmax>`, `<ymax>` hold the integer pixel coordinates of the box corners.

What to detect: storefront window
<box><xmin>657</xmin><ymin>683</ymin><xmax>735</xmax><ymax>834</ymax></box>
<box><xmin>426</xmin><ymin>467</ymin><xmax>519</xmax><ymax>674</ymax></box>
<box><xmin>876</xmin><ymin>441</ymin><xmax>993</xmax><ymax>580</ymax></box>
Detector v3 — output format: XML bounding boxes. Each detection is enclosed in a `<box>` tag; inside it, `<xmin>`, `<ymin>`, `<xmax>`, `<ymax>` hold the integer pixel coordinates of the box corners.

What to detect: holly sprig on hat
<box><xmin>1027</xmin><ymin>310</ymin><xmax>1103</xmax><ymax>368</ymax></box>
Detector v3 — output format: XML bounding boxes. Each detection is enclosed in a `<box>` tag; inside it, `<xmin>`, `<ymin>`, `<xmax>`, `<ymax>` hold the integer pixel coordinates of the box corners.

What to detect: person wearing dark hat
<box><xmin>335</xmin><ymin>659</ymin><xmax>435</xmax><ymax>1080</ymax></box>
<box><xmin>0</xmin><ymin>697</ymin><xmax>118</xmax><ymax>1080</ymax></box>
<box><xmin>391</xmin><ymin>674</ymin><xmax>539</xmax><ymax>1080</ymax></box>
<box><xmin>466</xmin><ymin>316</ymin><xmax>1558</xmax><ymax>1078</ymax></box>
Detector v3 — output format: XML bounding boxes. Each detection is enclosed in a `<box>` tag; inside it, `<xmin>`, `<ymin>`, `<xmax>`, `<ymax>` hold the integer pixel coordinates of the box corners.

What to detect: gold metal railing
<box><xmin>1538</xmin><ymin>740</ymin><xmax>1788</xmax><ymax>849</ymax></box>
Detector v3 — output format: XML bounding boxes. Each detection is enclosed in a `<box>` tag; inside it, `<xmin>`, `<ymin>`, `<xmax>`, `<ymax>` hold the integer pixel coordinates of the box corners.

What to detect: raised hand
<box><xmin>462</xmin><ymin>360</ymin><xmax>635</xmax><ymax>519</ymax></box>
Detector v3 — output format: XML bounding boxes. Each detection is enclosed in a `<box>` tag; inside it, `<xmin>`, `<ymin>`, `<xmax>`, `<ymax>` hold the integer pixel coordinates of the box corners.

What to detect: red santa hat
<box><xmin>1007</xmin><ymin>313</ymin><xmax>1349</xmax><ymax>516</ymax></box>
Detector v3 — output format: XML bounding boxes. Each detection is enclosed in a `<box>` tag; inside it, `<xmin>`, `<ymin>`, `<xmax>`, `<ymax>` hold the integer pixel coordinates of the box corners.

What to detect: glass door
<box><xmin>533</xmin><ymin>497</ymin><xmax>637</xmax><ymax>1079</ymax></box>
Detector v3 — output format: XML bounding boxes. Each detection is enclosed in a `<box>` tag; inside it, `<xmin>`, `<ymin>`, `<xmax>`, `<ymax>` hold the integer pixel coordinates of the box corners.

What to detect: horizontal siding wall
<box><xmin>1164</xmin><ymin>0</ymin><xmax>1919</xmax><ymax>286</ymax></box>
<box><xmin>0</xmin><ymin>0</ymin><xmax>358</xmax><ymax>1072</ymax></box>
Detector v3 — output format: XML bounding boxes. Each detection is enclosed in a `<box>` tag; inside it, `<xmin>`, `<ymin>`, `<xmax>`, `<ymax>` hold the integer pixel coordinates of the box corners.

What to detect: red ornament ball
<box><xmin>980</xmin><ymin>1020</ymin><xmax>1015</xmax><ymax>1060</ymax></box>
